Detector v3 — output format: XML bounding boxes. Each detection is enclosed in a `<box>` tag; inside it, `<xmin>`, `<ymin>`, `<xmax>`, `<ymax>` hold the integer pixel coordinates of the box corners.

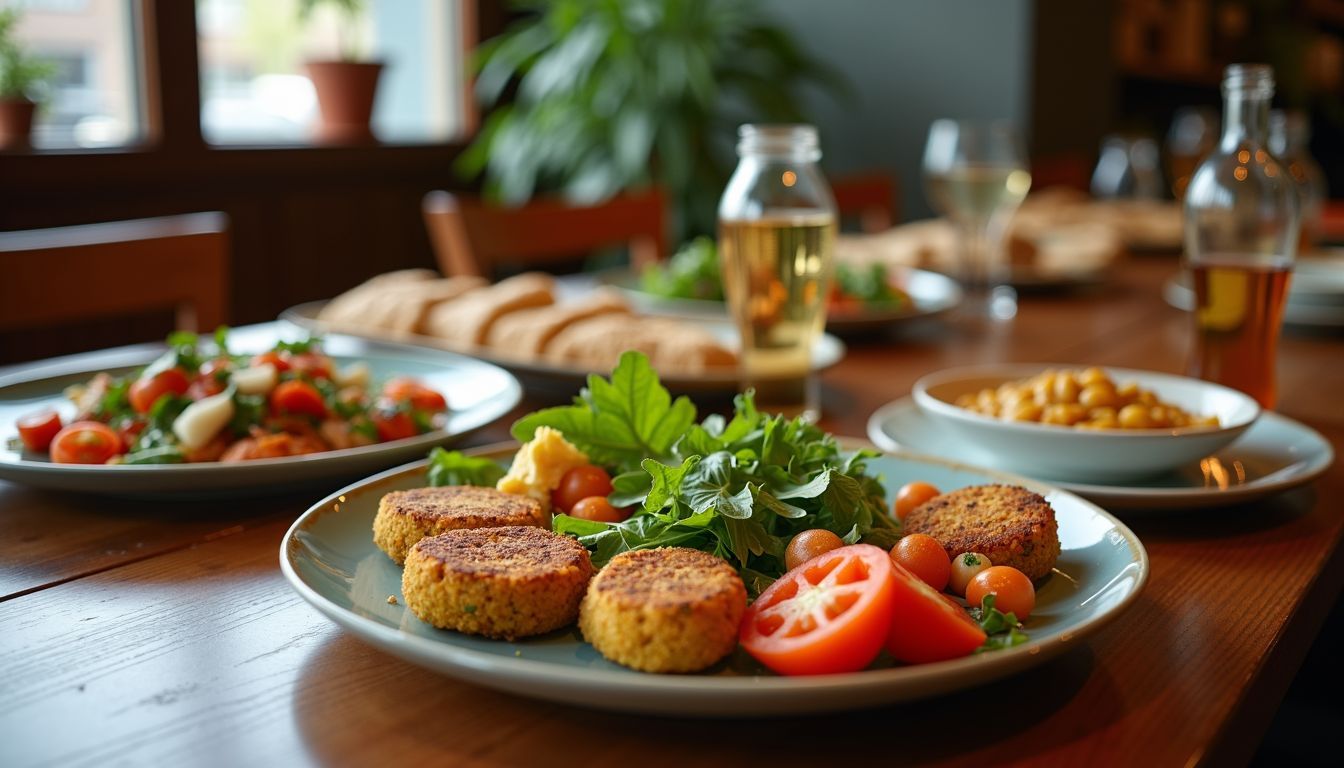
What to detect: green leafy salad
<box><xmin>432</xmin><ymin>351</ymin><xmax>900</xmax><ymax>595</ymax></box>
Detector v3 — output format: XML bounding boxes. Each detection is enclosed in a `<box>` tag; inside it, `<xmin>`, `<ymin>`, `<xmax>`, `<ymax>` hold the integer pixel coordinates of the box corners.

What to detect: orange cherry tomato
<box><xmin>128</xmin><ymin>368</ymin><xmax>190</xmax><ymax>414</ymax></box>
<box><xmin>885</xmin><ymin>560</ymin><xmax>988</xmax><ymax>663</ymax></box>
<box><xmin>784</xmin><ymin>529</ymin><xmax>845</xmax><ymax>571</ymax></box>
<box><xmin>251</xmin><ymin>351</ymin><xmax>291</xmax><ymax>372</ymax></box>
<box><xmin>289</xmin><ymin>352</ymin><xmax>334</xmax><ymax>380</ymax></box>
<box><xmin>551</xmin><ymin>465</ymin><xmax>613</xmax><ymax>514</ymax></box>
<box><xmin>269</xmin><ymin>380</ymin><xmax>327</xmax><ymax>419</ymax></box>
<box><xmin>49</xmin><ymin>421</ymin><xmax>123</xmax><ymax>464</ymax></box>
<box><xmin>894</xmin><ymin>481</ymin><xmax>941</xmax><ymax>521</ymax></box>
<box><xmin>371</xmin><ymin>409</ymin><xmax>417</xmax><ymax>442</ymax></box>
<box><xmin>17</xmin><ymin>410</ymin><xmax>63</xmax><ymax>452</ymax></box>
<box><xmin>568</xmin><ymin>496</ymin><xmax>629</xmax><ymax>523</ymax></box>
<box><xmin>965</xmin><ymin>566</ymin><xmax>1036</xmax><ymax>619</ymax></box>
<box><xmin>382</xmin><ymin>377</ymin><xmax>447</xmax><ymax>412</ymax></box>
<box><xmin>891</xmin><ymin>533</ymin><xmax>951</xmax><ymax>592</ymax></box>
<box><xmin>739</xmin><ymin>544</ymin><xmax>897</xmax><ymax>676</ymax></box>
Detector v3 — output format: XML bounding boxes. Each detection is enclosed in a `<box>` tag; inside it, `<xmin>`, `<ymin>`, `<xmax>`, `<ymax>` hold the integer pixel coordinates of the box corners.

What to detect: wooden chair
<box><xmin>0</xmin><ymin>212</ymin><xmax>231</xmax><ymax>337</ymax></box>
<box><xmin>831</xmin><ymin>172</ymin><xmax>900</xmax><ymax>233</ymax></box>
<box><xmin>422</xmin><ymin>188</ymin><xmax>668</xmax><ymax>278</ymax></box>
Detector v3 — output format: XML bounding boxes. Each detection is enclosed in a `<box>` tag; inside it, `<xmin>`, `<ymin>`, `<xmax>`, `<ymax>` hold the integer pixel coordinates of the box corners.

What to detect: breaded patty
<box><xmin>373</xmin><ymin>485</ymin><xmax>545</xmax><ymax>564</ymax></box>
<box><xmin>904</xmin><ymin>484</ymin><xmax>1060</xmax><ymax>581</ymax></box>
<box><xmin>579</xmin><ymin>548</ymin><xmax>747</xmax><ymax>673</ymax></box>
<box><xmin>402</xmin><ymin>526</ymin><xmax>594</xmax><ymax>640</ymax></box>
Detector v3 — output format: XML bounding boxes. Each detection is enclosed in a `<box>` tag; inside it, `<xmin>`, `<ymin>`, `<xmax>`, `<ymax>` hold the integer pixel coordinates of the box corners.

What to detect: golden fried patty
<box><xmin>904</xmin><ymin>484</ymin><xmax>1061</xmax><ymax>581</ymax></box>
<box><xmin>373</xmin><ymin>485</ymin><xmax>545</xmax><ymax>564</ymax></box>
<box><xmin>401</xmin><ymin>526</ymin><xmax>594</xmax><ymax>640</ymax></box>
<box><xmin>579</xmin><ymin>548</ymin><xmax>747</xmax><ymax>673</ymax></box>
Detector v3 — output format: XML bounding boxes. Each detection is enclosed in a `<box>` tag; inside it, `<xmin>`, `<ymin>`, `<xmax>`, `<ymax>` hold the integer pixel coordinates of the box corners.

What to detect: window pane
<box><xmin>3</xmin><ymin>0</ymin><xmax>144</xmax><ymax>149</ymax></box>
<box><xmin>197</xmin><ymin>0</ymin><xmax>466</xmax><ymax>145</ymax></box>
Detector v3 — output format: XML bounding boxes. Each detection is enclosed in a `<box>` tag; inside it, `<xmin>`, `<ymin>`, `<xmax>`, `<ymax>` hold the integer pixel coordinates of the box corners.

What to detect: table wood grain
<box><xmin>2</xmin><ymin>256</ymin><xmax>1341</xmax><ymax>767</ymax></box>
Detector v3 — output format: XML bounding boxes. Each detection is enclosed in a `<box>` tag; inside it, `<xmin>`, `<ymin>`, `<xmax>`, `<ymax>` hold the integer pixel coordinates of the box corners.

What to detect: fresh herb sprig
<box><xmin>426</xmin><ymin>447</ymin><xmax>506</xmax><ymax>488</ymax></box>
<box><xmin>970</xmin><ymin>594</ymin><xmax>1030</xmax><ymax>652</ymax></box>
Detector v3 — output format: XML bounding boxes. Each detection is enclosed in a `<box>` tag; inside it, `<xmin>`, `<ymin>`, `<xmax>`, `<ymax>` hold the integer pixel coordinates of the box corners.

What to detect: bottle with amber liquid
<box><xmin>1184</xmin><ymin>64</ymin><xmax>1300</xmax><ymax>409</ymax></box>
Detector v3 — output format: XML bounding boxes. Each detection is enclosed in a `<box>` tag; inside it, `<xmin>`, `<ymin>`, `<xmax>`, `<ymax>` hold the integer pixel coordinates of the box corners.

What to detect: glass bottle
<box><xmin>1269</xmin><ymin>109</ymin><xmax>1326</xmax><ymax>255</ymax></box>
<box><xmin>718</xmin><ymin>125</ymin><xmax>836</xmax><ymax>421</ymax></box>
<box><xmin>1183</xmin><ymin>64</ymin><xmax>1300</xmax><ymax>409</ymax></box>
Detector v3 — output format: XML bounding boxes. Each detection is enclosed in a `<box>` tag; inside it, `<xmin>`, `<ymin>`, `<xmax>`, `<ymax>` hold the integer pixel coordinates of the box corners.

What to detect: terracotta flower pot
<box><xmin>0</xmin><ymin>98</ymin><xmax>37</xmax><ymax>151</ymax></box>
<box><xmin>305</xmin><ymin>60</ymin><xmax>384</xmax><ymax>145</ymax></box>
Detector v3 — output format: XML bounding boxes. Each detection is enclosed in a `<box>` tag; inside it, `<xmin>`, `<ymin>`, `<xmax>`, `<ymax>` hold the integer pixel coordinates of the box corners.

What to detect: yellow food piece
<box><xmin>954</xmin><ymin>368</ymin><xmax>1218</xmax><ymax>431</ymax></box>
<box><xmin>496</xmin><ymin>426</ymin><xmax>589</xmax><ymax>511</ymax></box>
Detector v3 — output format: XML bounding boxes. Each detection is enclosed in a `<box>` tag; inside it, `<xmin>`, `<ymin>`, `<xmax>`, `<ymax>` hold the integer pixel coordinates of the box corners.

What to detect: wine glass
<box><xmin>922</xmin><ymin>120</ymin><xmax>1032</xmax><ymax>320</ymax></box>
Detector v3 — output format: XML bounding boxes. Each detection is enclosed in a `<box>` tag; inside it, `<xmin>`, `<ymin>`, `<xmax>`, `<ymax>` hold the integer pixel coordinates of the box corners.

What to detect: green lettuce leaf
<box><xmin>426</xmin><ymin>448</ymin><xmax>506</xmax><ymax>487</ymax></box>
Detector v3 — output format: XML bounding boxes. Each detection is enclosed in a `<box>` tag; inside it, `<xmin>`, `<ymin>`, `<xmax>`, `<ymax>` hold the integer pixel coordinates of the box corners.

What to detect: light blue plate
<box><xmin>868</xmin><ymin>397</ymin><xmax>1334</xmax><ymax>511</ymax></box>
<box><xmin>0</xmin><ymin>325</ymin><xmax>521</xmax><ymax>498</ymax></box>
<box><xmin>280</xmin><ymin>447</ymin><xmax>1148</xmax><ymax>716</ymax></box>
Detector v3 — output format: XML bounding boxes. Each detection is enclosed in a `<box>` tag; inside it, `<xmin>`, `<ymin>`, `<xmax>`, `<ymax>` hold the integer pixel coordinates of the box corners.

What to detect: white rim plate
<box><xmin>0</xmin><ymin>325</ymin><xmax>522</xmax><ymax>498</ymax></box>
<box><xmin>867</xmin><ymin>397</ymin><xmax>1334</xmax><ymax>511</ymax></box>
<box><xmin>280</xmin><ymin>446</ymin><xmax>1148</xmax><ymax>716</ymax></box>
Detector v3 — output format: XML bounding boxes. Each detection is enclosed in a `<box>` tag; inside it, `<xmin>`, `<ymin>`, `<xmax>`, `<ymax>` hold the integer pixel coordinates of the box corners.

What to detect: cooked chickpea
<box><xmin>952</xmin><ymin>368</ymin><xmax>1217</xmax><ymax>432</ymax></box>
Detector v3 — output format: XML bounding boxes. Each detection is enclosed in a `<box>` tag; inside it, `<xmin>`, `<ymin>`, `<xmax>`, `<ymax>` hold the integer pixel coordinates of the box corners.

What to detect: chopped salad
<box><xmin>13</xmin><ymin>329</ymin><xmax>448</xmax><ymax>465</ymax></box>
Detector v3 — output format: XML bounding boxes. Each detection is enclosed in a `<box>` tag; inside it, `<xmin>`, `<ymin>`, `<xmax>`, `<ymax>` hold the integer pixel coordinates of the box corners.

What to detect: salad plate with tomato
<box><xmin>0</xmin><ymin>325</ymin><xmax>521</xmax><ymax>497</ymax></box>
<box><xmin>281</xmin><ymin>353</ymin><xmax>1148</xmax><ymax>716</ymax></box>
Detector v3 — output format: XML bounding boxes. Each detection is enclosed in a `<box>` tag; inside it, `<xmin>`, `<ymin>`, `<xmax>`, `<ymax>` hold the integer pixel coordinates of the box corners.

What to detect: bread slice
<box><xmin>319</xmin><ymin>275</ymin><xmax>487</xmax><ymax>336</ymax></box>
<box><xmin>423</xmin><ymin>272</ymin><xmax>556</xmax><ymax>346</ymax></box>
<box><xmin>543</xmin><ymin>314</ymin><xmax>737</xmax><ymax>374</ymax></box>
<box><xmin>485</xmin><ymin>288</ymin><xmax>631</xmax><ymax>356</ymax></box>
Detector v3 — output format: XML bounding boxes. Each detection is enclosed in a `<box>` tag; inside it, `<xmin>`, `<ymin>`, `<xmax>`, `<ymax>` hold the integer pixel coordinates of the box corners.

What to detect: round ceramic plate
<box><xmin>280</xmin><ymin>447</ymin><xmax>1148</xmax><ymax>716</ymax></box>
<box><xmin>282</xmin><ymin>302</ymin><xmax>845</xmax><ymax>396</ymax></box>
<box><xmin>598</xmin><ymin>265</ymin><xmax>963</xmax><ymax>333</ymax></box>
<box><xmin>867</xmin><ymin>397</ymin><xmax>1334</xmax><ymax>511</ymax></box>
<box><xmin>0</xmin><ymin>325</ymin><xmax>522</xmax><ymax>498</ymax></box>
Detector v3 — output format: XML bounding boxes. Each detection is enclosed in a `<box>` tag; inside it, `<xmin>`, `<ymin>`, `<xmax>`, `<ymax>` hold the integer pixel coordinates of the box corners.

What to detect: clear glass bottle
<box><xmin>1269</xmin><ymin>109</ymin><xmax>1326</xmax><ymax>255</ymax></box>
<box><xmin>718</xmin><ymin>124</ymin><xmax>836</xmax><ymax>421</ymax></box>
<box><xmin>1183</xmin><ymin>64</ymin><xmax>1300</xmax><ymax>409</ymax></box>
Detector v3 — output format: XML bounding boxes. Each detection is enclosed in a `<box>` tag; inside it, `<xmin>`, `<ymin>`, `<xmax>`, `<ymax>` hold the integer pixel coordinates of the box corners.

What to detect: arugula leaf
<box><xmin>608</xmin><ymin>470</ymin><xmax>652</xmax><ymax>508</ymax></box>
<box><xmin>511</xmin><ymin>351</ymin><xmax>696</xmax><ymax>473</ymax></box>
<box><xmin>426</xmin><ymin>448</ymin><xmax>507</xmax><ymax>487</ymax></box>
<box><xmin>229</xmin><ymin>394</ymin><xmax>266</xmax><ymax>436</ymax></box>
<box><xmin>95</xmin><ymin>378</ymin><xmax>134</xmax><ymax>421</ymax></box>
<box><xmin>972</xmin><ymin>594</ymin><xmax>1030</xmax><ymax>653</ymax></box>
<box><xmin>273</xmin><ymin>337</ymin><xmax>321</xmax><ymax>354</ymax></box>
<box><xmin>121</xmin><ymin>445</ymin><xmax>186</xmax><ymax>465</ymax></box>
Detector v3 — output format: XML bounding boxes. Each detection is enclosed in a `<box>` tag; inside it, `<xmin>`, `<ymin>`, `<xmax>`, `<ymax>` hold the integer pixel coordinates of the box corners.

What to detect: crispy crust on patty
<box><xmin>579</xmin><ymin>548</ymin><xmax>747</xmax><ymax>673</ymax></box>
<box><xmin>401</xmin><ymin>526</ymin><xmax>594</xmax><ymax>640</ymax></box>
<box><xmin>903</xmin><ymin>484</ymin><xmax>1060</xmax><ymax>581</ymax></box>
<box><xmin>373</xmin><ymin>485</ymin><xmax>545</xmax><ymax>564</ymax></box>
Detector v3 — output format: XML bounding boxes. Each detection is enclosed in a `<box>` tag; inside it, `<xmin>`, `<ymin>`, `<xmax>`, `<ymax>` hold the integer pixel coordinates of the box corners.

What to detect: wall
<box><xmin>769</xmin><ymin>0</ymin><xmax>1035</xmax><ymax>221</ymax></box>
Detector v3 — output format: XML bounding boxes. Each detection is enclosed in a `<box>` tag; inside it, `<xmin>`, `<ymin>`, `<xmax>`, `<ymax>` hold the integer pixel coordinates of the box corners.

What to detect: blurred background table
<box><xmin>2</xmin><ymin>256</ymin><xmax>1341</xmax><ymax>767</ymax></box>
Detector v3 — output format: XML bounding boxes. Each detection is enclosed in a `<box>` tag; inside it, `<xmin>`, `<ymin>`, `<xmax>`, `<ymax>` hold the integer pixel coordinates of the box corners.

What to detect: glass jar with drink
<box><xmin>718</xmin><ymin>124</ymin><xmax>836</xmax><ymax>421</ymax></box>
<box><xmin>1184</xmin><ymin>64</ymin><xmax>1300</xmax><ymax>409</ymax></box>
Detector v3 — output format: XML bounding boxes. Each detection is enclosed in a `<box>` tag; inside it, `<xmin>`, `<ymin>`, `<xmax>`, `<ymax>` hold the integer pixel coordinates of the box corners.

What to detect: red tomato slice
<box><xmin>128</xmin><ymin>368</ymin><xmax>191</xmax><ymax>414</ymax></box>
<box><xmin>251</xmin><ymin>351</ymin><xmax>291</xmax><ymax>373</ymax></box>
<box><xmin>289</xmin><ymin>352</ymin><xmax>334</xmax><ymax>380</ymax></box>
<box><xmin>49</xmin><ymin>421</ymin><xmax>123</xmax><ymax>464</ymax></box>
<box><xmin>739</xmin><ymin>544</ymin><xmax>897</xmax><ymax>676</ymax></box>
<box><xmin>381</xmin><ymin>377</ymin><xmax>447</xmax><ymax>412</ymax></box>
<box><xmin>269</xmin><ymin>380</ymin><xmax>327</xmax><ymax>419</ymax></box>
<box><xmin>371</xmin><ymin>409</ymin><xmax>417</xmax><ymax>442</ymax></box>
<box><xmin>885</xmin><ymin>561</ymin><xmax>987</xmax><ymax>664</ymax></box>
<box><xmin>17</xmin><ymin>410</ymin><xmax>63</xmax><ymax>452</ymax></box>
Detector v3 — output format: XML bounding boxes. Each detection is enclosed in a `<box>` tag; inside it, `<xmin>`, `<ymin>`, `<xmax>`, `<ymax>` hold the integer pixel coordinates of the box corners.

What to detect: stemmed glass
<box><xmin>922</xmin><ymin>120</ymin><xmax>1032</xmax><ymax>320</ymax></box>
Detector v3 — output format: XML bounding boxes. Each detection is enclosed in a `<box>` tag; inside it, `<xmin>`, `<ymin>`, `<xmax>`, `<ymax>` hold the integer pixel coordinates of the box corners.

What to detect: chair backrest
<box><xmin>422</xmin><ymin>189</ymin><xmax>668</xmax><ymax>277</ymax></box>
<box><xmin>831</xmin><ymin>172</ymin><xmax>900</xmax><ymax>233</ymax></box>
<box><xmin>0</xmin><ymin>212</ymin><xmax>230</xmax><ymax>334</ymax></box>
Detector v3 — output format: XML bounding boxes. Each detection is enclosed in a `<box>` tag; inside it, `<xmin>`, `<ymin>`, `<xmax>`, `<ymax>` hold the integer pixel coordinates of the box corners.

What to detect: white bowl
<box><xmin>911</xmin><ymin>364</ymin><xmax>1261</xmax><ymax>483</ymax></box>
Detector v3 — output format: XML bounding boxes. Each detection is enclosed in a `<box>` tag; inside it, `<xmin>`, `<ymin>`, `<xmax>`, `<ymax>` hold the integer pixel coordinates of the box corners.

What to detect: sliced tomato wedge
<box><xmin>739</xmin><ymin>544</ymin><xmax>897</xmax><ymax>676</ymax></box>
<box><xmin>17</xmin><ymin>410</ymin><xmax>63</xmax><ymax>452</ymax></box>
<box><xmin>885</xmin><ymin>561</ymin><xmax>987</xmax><ymax>664</ymax></box>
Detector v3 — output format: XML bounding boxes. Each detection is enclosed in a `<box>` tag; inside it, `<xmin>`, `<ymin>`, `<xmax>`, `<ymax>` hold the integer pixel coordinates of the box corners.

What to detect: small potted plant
<box><xmin>0</xmin><ymin>7</ymin><xmax>52</xmax><ymax>151</ymax></box>
<box><xmin>300</xmin><ymin>0</ymin><xmax>384</xmax><ymax>144</ymax></box>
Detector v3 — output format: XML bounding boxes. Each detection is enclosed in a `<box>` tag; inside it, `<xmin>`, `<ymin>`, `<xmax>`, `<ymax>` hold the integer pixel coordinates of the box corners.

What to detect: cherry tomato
<box><xmin>569</xmin><ymin>496</ymin><xmax>629</xmax><ymax>523</ymax></box>
<box><xmin>891</xmin><ymin>533</ymin><xmax>951</xmax><ymax>592</ymax></box>
<box><xmin>251</xmin><ymin>351</ymin><xmax>291</xmax><ymax>372</ymax></box>
<box><xmin>269</xmin><ymin>380</ymin><xmax>327</xmax><ymax>419</ymax></box>
<box><xmin>894</xmin><ymin>481</ymin><xmax>941</xmax><ymax>521</ymax></box>
<box><xmin>49</xmin><ymin>421</ymin><xmax>123</xmax><ymax>464</ymax></box>
<box><xmin>949</xmin><ymin>552</ymin><xmax>992</xmax><ymax>597</ymax></box>
<box><xmin>187</xmin><ymin>371</ymin><xmax>226</xmax><ymax>400</ymax></box>
<box><xmin>371</xmin><ymin>410</ymin><xmax>417</xmax><ymax>442</ymax></box>
<box><xmin>965</xmin><ymin>566</ymin><xmax>1036</xmax><ymax>619</ymax></box>
<box><xmin>289</xmin><ymin>352</ymin><xmax>334</xmax><ymax>380</ymax></box>
<box><xmin>382</xmin><ymin>377</ymin><xmax>447</xmax><ymax>412</ymax></box>
<box><xmin>885</xmin><ymin>560</ymin><xmax>988</xmax><ymax>664</ymax></box>
<box><xmin>784</xmin><ymin>529</ymin><xmax>844</xmax><ymax>571</ymax></box>
<box><xmin>128</xmin><ymin>368</ymin><xmax>191</xmax><ymax>414</ymax></box>
<box><xmin>739</xmin><ymin>544</ymin><xmax>897</xmax><ymax>676</ymax></box>
<box><xmin>551</xmin><ymin>465</ymin><xmax>614</xmax><ymax>514</ymax></box>
<box><xmin>17</xmin><ymin>410</ymin><xmax>63</xmax><ymax>452</ymax></box>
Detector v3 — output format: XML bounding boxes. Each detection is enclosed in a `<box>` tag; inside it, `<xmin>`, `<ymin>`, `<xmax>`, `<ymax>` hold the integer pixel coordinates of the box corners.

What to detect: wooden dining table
<box><xmin>2</xmin><ymin>255</ymin><xmax>1341</xmax><ymax>767</ymax></box>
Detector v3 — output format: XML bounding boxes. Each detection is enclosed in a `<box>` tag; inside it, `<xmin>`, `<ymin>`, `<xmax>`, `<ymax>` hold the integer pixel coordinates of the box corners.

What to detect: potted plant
<box><xmin>299</xmin><ymin>0</ymin><xmax>384</xmax><ymax>144</ymax></box>
<box><xmin>458</xmin><ymin>0</ymin><xmax>846</xmax><ymax>240</ymax></box>
<box><xmin>0</xmin><ymin>7</ymin><xmax>52</xmax><ymax>151</ymax></box>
